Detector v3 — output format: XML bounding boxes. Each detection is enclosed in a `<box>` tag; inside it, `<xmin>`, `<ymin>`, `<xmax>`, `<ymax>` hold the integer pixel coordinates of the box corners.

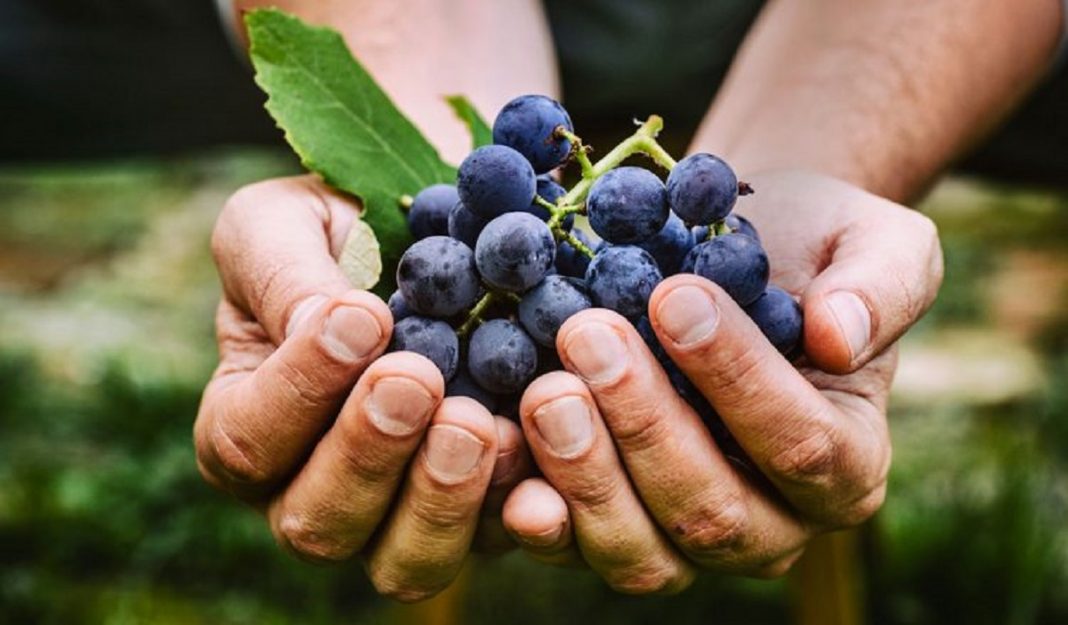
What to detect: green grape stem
<box><xmin>456</xmin><ymin>290</ymin><xmax>497</xmax><ymax>337</ymax></box>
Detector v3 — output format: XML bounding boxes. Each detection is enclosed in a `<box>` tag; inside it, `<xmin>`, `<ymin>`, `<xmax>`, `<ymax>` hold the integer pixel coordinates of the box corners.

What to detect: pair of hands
<box><xmin>194</xmin><ymin>169</ymin><xmax>943</xmax><ymax>599</ymax></box>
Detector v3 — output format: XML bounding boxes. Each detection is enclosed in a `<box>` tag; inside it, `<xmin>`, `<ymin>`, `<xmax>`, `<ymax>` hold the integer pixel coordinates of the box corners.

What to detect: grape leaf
<box><xmin>338</xmin><ymin>218</ymin><xmax>382</xmax><ymax>290</ymax></box>
<box><xmin>245</xmin><ymin>9</ymin><xmax>456</xmax><ymax>293</ymax></box>
<box><xmin>446</xmin><ymin>95</ymin><xmax>493</xmax><ymax>149</ymax></box>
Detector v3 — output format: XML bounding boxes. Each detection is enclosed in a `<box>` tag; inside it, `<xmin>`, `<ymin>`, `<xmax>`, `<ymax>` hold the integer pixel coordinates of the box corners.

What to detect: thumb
<box><xmin>802</xmin><ymin>209</ymin><xmax>943</xmax><ymax>374</ymax></box>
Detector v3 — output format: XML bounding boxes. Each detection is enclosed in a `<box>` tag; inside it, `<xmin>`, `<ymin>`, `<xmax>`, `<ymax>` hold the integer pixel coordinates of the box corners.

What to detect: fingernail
<box><xmin>322</xmin><ymin>303</ymin><xmax>383</xmax><ymax>361</ymax></box>
<box><xmin>825</xmin><ymin>291</ymin><xmax>871</xmax><ymax>362</ymax></box>
<box><xmin>655</xmin><ymin>285</ymin><xmax>719</xmax><ymax>346</ymax></box>
<box><xmin>562</xmin><ymin>322</ymin><xmax>628</xmax><ymax>384</ymax></box>
<box><xmin>286</xmin><ymin>294</ymin><xmax>329</xmax><ymax>338</ymax></box>
<box><xmin>491</xmin><ymin>448</ymin><xmax>519</xmax><ymax>485</ymax></box>
<box><xmin>366</xmin><ymin>377</ymin><xmax>435</xmax><ymax>436</ymax></box>
<box><xmin>425</xmin><ymin>424</ymin><xmax>486</xmax><ymax>483</ymax></box>
<box><xmin>532</xmin><ymin>396</ymin><xmax>593</xmax><ymax>459</ymax></box>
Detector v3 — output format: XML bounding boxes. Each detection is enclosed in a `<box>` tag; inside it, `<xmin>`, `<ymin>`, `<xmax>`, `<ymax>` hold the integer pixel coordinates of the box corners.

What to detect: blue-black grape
<box><xmin>585</xmin><ymin>246</ymin><xmax>663</xmax><ymax>319</ymax></box>
<box><xmin>468</xmin><ymin>319</ymin><xmax>538</xmax><ymax>394</ymax></box>
<box><xmin>389</xmin><ymin>316</ymin><xmax>459</xmax><ymax>381</ymax></box>
<box><xmin>689</xmin><ymin>233</ymin><xmax>769</xmax><ymax>306</ymax></box>
<box><xmin>447</xmin><ymin>201</ymin><xmax>489</xmax><ymax>248</ymax></box>
<box><xmin>475</xmin><ymin>212</ymin><xmax>555</xmax><ymax>292</ymax></box>
<box><xmin>446</xmin><ymin>367</ymin><xmax>498</xmax><ymax>412</ymax></box>
<box><xmin>492</xmin><ymin>94</ymin><xmax>574</xmax><ymax>173</ymax></box>
<box><xmin>637</xmin><ymin>213</ymin><xmax>695</xmax><ymax>275</ymax></box>
<box><xmin>518</xmin><ymin>275</ymin><xmax>592</xmax><ymax>347</ymax></box>
<box><xmin>666</xmin><ymin>153</ymin><xmax>738</xmax><ymax>224</ymax></box>
<box><xmin>396</xmin><ymin>236</ymin><xmax>481</xmax><ymax>317</ymax></box>
<box><xmin>744</xmin><ymin>285</ymin><xmax>803</xmax><ymax>355</ymax></box>
<box><xmin>407</xmin><ymin>184</ymin><xmax>458</xmax><ymax>240</ymax></box>
<box><xmin>725</xmin><ymin>214</ymin><xmax>760</xmax><ymax>242</ymax></box>
<box><xmin>527</xmin><ymin>175</ymin><xmax>574</xmax><ymax>230</ymax></box>
<box><xmin>387</xmin><ymin>290</ymin><xmax>413</xmax><ymax>322</ymax></box>
<box><xmin>555</xmin><ymin>229</ymin><xmax>594</xmax><ymax>278</ymax></box>
<box><xmin>692</xmin><ymin>214</ymin><xmax>760</xmax><ymax>244</ymax></box>
<box><xmin>457</xmin><ymin>145</ymin><xmax>537</xmax><ymax>220</ymax></box>
<box><xmin>587</xmin><ymin>167</ymin><xmax>669</xmax><ymax>244</ymax></box>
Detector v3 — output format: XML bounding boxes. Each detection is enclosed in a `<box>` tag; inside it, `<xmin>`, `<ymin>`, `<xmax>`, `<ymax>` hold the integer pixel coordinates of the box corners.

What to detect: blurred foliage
<box><xmin>0</xmin><ymin>153</ymin><xmax>1066</xmax><ymax>624</ymax></box>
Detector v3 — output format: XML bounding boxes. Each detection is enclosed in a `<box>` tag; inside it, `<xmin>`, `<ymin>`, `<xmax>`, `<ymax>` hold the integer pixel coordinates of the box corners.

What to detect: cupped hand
<box><xmin>193</xmin><ymin>176</ymin><xmax>531</xmax><ymax>601</ymax></box>
<box><xmin>502</xmin><ymin>170</ymin><xmax>943</xmax><ymax>592</ymax></box>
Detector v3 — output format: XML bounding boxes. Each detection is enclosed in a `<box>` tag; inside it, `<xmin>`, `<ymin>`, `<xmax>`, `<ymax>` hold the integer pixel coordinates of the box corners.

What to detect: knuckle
<box><xmin>277</xmin><ymin>513</ymin><xmax>354</xmax><ymax>563</ymax></box>
<box><xmin>606</xmin><ymin>393</ymin><xmax>672</xmax><ymax>453</ymax></box>
<box><xmin>370</xmin><ymin>571</ymin><xmax>445</xmax><ymax>604</ymax></box>
<box><xmin>832</xmin><ymin>482</ymin><xmax>887</xmax><ymax>529</ymax></box>
<box><xmin>567</xmin><ymin>473</ymin><xmax>622</xmax><ymax>514</ymax></box>
<box><xmin>673</xmin><ymin>492</ymin><xmax>750</xmax><ymax>559</ymax></box>
<box><xmin>752</xmin><ymin>551</ymin><xmax>805</xmax><ymax>579</ymax></box>
<box><xmin>408</xmin><ymin>493</ymin><xmax>472</xmax><ymax>531</ymax></box>
<box><xmin>275</xmin><ymin>355</ymin><xmax>339</xmax><ymax>410</ymax></box>
<box><xmin>608</xmin><ymin>563</ymin><xmax>691</xmax><ymax>596</ymax></box>
<box><xmin>701</xmin><ymin>344</ymin><xmax>768</xmax><ymax>405</ymax></box>
<box><xmin>207</xmin><ymin>422</ymin><xmax>275</xmax><ymax>486</ymax></box>
<box><xmin>767</xmin><ymin>424</ymin><xmax>839</xmax><ymax>488</ymax></box>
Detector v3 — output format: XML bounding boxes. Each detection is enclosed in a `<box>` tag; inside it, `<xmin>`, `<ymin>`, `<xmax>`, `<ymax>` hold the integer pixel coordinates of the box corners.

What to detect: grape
<box><xmin>518</xmin><ymin>275</ymin><xmax>592</xmax><ymax>347</ymax></box>
<box><xmin>468</xmin><ymin>319</ymin><xmax>538</xmax><ymax>394</ymax></box>
<box><xmin>446</xmin><ymin>367</ymin><xmax>498</xmax><ymax>412</ymax></box>
<box><xmin>396</xmin><ymin>236</ymin><xmax>481</xmax><ymax>317</ymax></box>
<box><xmin>527</xmin><ymin>175</ymin><xmax>574</xmax><ymax>230</ymax></box>
<box><xmin>387</xmin><ymin>290</ymin><xmax>413</xmax><ymax>322</ymax></box>
<box><xmin>585</xmin><ymin>246</ymin><xmax>663</xmax><ymax>319</ymax></box>
<box><xmin>457</xmin><ymin>145</ymin><xmax>536</xmax><ymax>220</ymax></box>
<box><xmin>688</xmin><ymin>233</ymin><xmax>769</xmax><ymax>306</ymax></box>
<box><xmin>666</xmin><ymin>153</ymin><xmax>738</xmax><ymax>224</ymax></box>
<box><xmin>555</xmin><ymin>229</ymin><xmax>594</xmax><ymax>278</ymax></box>
<box><xmin>587</xmin><ymin>167</ymin><xmax>669</xmax><ymax>244</ymax></box>
<box><xmin>407</xmin><ymin>183</ymin><xmax>458</xmax><ymax>240</ymax></box>
<box><xmin>492</xmin><ymin>94</ymin><xmax>574</xmax><ymax>173</ymax></box>
<box><xmin>636</xmin><ymin>213</ymin><xmax>695</xmax><ymax>275</ymax></box>
<box><xmin>744</xmin><ymin>286</ymin><xmax>803</xmax><ymax>355</ymax></box>
<box><xmin>725</xmin><ymin>214</ymin><xmax>760</xmax><ymax>242</ymax></box>
<box><xmin>475</xmin><ymin>212</ymin><xmax>555</xmax><ymax>292</ymax></box>
<box><xmin>389</xmin><ymin>316</ymin><xmax>459</xmax><ymax>381</ymax></box>
<box><xmin>692</xmin><ymin>214</ymin><xmax>759</xmax><ymax>244</ymax></box>
<box><xmin>447</xmin><ymin>201</ymin><xmax>489</xmax><ymax>248</ymax></box>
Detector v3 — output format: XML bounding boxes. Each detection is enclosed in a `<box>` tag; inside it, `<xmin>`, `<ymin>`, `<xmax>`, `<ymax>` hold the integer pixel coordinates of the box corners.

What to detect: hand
<box><xmin>194</xmin><ymin>176</ymin><xmax>531</xmax><ymax>601</ymax></box>
<box><xmin>501</xmin><ymin>170</ymin><xmax>943</xmax><ymax>591</ymax></box>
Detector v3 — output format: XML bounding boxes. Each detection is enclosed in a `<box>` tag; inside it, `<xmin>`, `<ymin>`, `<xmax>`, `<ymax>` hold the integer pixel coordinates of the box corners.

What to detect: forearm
<box><xmin>693</xmin><ymin>0</ymin><xmax>1063</xmax><ymax>202</ymax></box>
<box><xmin>227</xmin><ymin>0</ymin><xmax>559</xmax><ymax>162</ymax></box>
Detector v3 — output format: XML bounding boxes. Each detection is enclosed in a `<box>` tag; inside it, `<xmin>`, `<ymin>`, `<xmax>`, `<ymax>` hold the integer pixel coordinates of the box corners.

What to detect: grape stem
<box><xmin>559</xmin><ymin>115</ymin><xmax>676</xmax><ymax>209</ymax></box>
<box><xmin>456</xmin><ymin>291</ymin><xmax>497</xmax><ymax>337</ymax></box>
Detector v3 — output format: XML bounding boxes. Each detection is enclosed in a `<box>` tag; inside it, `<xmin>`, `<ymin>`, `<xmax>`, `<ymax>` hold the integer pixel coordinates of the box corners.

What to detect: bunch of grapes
<box><xmin>388</xmin><ymin>94</ymin><xmax>802</xmax><ymax>423</ymax></box>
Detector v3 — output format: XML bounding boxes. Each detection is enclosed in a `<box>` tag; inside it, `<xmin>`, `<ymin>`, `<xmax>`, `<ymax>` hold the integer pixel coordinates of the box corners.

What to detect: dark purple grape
<box><xmin>518</xmin><ymin>275</ymin><xmax>592</xmax><ymax>347</ymax></box>
<box><xmin>407</xmin><ymin>184</ymin><xmax>458</xmax><ymax>240</ymax></box>
<box><xmin>396</xmin><ymin>236</ymin><xmax>481</xmax><ymax>318</ymax></box>
<box><xmin>555</xmin><ymin>229</ymin><xmax>594</xmax><ymax>278</ymax></box>
<box><xmin>447</xmin><ymin>201</ymin><xmax>489</xmax><ymax>248</ymax></box>
<box><xmin>587</xmin><ymin>167</ymin><xmax>669</xmax><ymax>244</ymax></box>
<box><xmin>689</xmin><ymin>233</ymin><xmax>769</xmax><ymax>306</ymax></box>
<box><xmin>446</xmin><ymin>367</ymin><xmax>498</xmax><ymax>412</ymax></box>
<box><xmin>492</xmin><ymin>94</ymin><xmax>574</xmax><ymax>173</ymax></box>
<box><xmin>637</xmin><ymin>213</ymin><xmax>695</xmax><ymax>275</ymax></box>
<box><xmin>387</xmin><ymin>290</ymin><xmax>413</xmax><ymax>322</ymax></box>
<box><xmin>468</xmin><ymin>319</ymin><xmax>538</xmax><ymax>394</ymax></box>
<box><xmin>725</xmin><ymin>214</ymin><xmax>760</xmax><ymax>242</ymax></box>
<box><xmin>744</xmin><ymin>286</ymin><xmax>803</xmax><ymax>355</ymax></box>
<box><xmin>475</xmin><ymin>212</ymin><xmax>556</xmax><ymax>292</ymax></box>
<box><xmin>457</xmin><ymin>145</ymin><xmax>537</xmax><ymax>220</ymax></box>
<box><xmin>389</xmin><ymin>316</ymin><xmax>459</xmax><ymax>381</ymax></box>
<box><xmin>666</xmin><ymin>153</ymin><xmax>738</xmax><ymax>224</ymax></box>
<box><xmin>585</xmin><ymin>246</ymin><xmax>663</xmax><ymax>319</ymax></box>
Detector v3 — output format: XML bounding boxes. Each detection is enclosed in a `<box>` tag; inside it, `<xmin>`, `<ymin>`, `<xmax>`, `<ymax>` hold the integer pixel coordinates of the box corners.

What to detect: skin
<box><xmin>199</xmin><ymin>0</ymin><xmax>1064</xmax><ymax>598</ymax></box>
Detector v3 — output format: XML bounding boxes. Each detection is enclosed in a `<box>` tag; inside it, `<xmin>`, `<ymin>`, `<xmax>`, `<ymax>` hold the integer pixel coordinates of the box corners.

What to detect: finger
<box><xmin>521</xmin><ymin>372</ymin><xmax>696</xmax><ymax>595</ymax></box>
<box><xmin>649</xmin><ymin>275</ymin><xmax>892</xmax><ymax>529</ymax></box>
<box><xmin>265</xmin><ymin>352</ymin><xmax>444</xmax><ymax>562</ymax></box>
<box><xmin>502</xmin><ymin>478</ymin><xmax>585</xmax><ymax>567</ymax></box>
<box><xmin>472</xmin><ymin>417</ymin><xmax>534</xmax><ymax>553</ymax></box>
<box><xmin>194</xmin><ymin>290</ymin><xmax>392</xmax><ymax>499</ymax></box>
<box><xmin>364</xmin><ymin>397</ymin><xmax>498</xmax><ymax>603</ymax></box>
<box><xmin>802</xmin><ymin>204</ymin><xmax>943</xmax><ymax>374</ymax></box>
<box><xmin>212</xmin><ymin>176</ymin><xmax>360</xmax><ymax>344</ymax></box>
<box><xmin>555</xmin><ymin>308</ymin><xmax>811</xmax><ymax>573</ymax></box>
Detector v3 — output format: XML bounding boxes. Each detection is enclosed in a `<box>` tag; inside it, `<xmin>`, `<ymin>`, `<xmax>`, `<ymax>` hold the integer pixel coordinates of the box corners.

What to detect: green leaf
<box><xmin>446</xmin><ymin>95</ymin><xmax>493</xmax><ymax>149</ymax></box>
<box><xmin>338</xmin><ymin>217</ymin><xmax>382</xmax><ymax>291</ymax></box>
<box><xmin>245</xmin><ymin>9</ymin><xmax>456</xmax><ymax>292</ymax></box>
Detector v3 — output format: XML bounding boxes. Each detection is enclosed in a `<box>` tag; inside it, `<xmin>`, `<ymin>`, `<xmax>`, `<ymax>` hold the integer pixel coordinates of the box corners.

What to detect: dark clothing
<box><xmin>2</xmin><ymin>1</ymin><xmax>1066</xmax><ymax>186</ymax></box>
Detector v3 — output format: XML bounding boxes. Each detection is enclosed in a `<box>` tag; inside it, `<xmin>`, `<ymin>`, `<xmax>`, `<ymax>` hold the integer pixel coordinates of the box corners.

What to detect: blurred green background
<box><xmin>1</xmin><ymin>148</ymin><xmax>1066</xmax><ymax>625</ymax></box>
